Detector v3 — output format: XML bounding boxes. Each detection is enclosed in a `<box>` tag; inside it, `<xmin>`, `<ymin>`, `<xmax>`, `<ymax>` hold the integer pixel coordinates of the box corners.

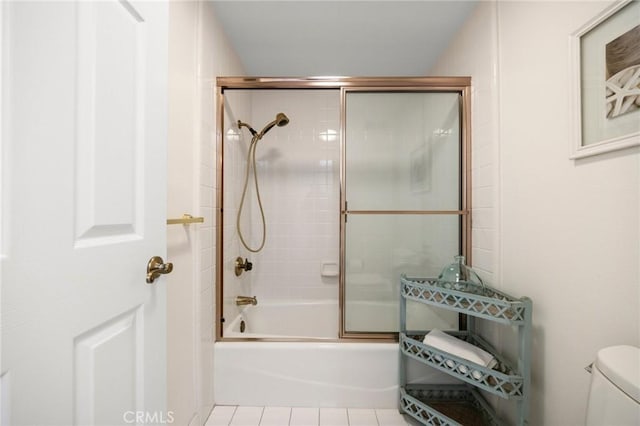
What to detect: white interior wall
<box><xmin>0</xmin><ymin>3</ymin><xmax>4</xmax><ymax>422</ymax></box>
<box><xmin>431</xmin><ymin>1</ymin><xmax>640</xmax><ymax>424</ymax></box>
<box><xmin>199</xmin><ymin>1</ymin><xmax>246</xmax><ymax>420</ymax></box>
<box><xmin>167</xmin><ymin>1</ymin><xmax>244</xmax><ymax>424</ymax></box>
<box><xmin>167</xmin><ymin>3</ymin><xmax>199</xmax><ymax>424</ymax></box>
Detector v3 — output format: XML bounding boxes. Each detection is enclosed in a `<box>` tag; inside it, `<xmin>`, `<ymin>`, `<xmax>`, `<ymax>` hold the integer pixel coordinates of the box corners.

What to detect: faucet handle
<box><xmin>235</xmin><ymin>257</ymin><xmax>253</xmax><ymax>276</ymax></box>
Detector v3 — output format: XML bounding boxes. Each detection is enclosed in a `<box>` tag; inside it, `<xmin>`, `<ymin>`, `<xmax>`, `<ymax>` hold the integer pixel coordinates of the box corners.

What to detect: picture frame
<box><xmin>569</xmin><ymin>0</ymin><xmax>640</xmax><ymax>159</ymax></box>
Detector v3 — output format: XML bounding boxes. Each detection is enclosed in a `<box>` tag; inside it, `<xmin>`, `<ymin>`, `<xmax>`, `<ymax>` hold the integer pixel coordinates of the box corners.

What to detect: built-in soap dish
<box><xmin>321</xmin><ymin>261</ymin><xmax>339</xmax><ymax>277</ymax></box>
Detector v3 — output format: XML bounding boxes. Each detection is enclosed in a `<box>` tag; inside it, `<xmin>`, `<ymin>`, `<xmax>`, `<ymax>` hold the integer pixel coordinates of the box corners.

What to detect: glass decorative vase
<box><xmin>438</xmin><ymin>255</ymin><xmax>485</xmax><ymax>295</ymax></box>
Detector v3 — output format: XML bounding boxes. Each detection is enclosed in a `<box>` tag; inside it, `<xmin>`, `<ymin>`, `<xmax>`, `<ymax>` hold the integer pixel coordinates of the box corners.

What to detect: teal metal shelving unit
<box><xmin>399</xmin><ymin>275</ymin><xmax>532</xmax><ymax>426</ymax></box>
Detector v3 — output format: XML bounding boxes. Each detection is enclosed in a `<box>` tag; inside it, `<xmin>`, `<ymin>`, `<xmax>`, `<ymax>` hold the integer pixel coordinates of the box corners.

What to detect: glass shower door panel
<box><xmin>345</xmin><ymin>91</ymin><xmax>461</xmax><ymax>212</ymax></box>
<box><xmin>343</xmin><ymin>90</ymin><xmax>464</xmax><ymax>335</ymax></box>
<box><xmin>344</xmin><ymin>214</ymin><xmax>460</xmax><ymax>333</ymax></box>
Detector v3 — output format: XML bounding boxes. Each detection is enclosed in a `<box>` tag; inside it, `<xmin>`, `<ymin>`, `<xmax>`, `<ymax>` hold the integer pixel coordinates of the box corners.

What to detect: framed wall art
<box><xmin>570</xmin><ymin>0</ymin><xmax>640</xmax><ymax>159</ymax></box>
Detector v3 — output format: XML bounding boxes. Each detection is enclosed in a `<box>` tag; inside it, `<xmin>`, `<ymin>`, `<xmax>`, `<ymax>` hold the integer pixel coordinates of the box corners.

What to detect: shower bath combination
<box><xmin>236</xmin><ymin>112</ymin><xmax>290</xmax><ymax>252</ymax></box>
<box><xmin>216</xmin><ymin>77</ymin><xmax>473</xmax><ymax>410</ymax></box>
<box><xmin>218</xmin><ymin>77</ymin><xmax>471</xmax><ymax>344</ymax></box>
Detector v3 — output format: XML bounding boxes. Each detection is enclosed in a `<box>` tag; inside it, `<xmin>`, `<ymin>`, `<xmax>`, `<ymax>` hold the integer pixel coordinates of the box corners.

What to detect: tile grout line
<box><xmin>259</xmin><ymin>407</ymin><xmax>265</xmax><ymax>426</ymax></box>
<box><xmin>228</xmin><ymin>406</ymin><xmax>238</xmax><ymax>426</ymax></box>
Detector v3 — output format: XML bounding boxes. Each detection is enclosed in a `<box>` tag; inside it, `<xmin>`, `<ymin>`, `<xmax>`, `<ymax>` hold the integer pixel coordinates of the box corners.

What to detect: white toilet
<box><xmin>585</xmin><ymin>345</ymin><xmax>640</xmax><ymax>425</ymax></box>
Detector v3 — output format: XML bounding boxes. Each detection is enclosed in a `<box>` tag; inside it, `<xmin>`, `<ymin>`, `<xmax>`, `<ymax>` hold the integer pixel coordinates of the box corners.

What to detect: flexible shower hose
<box><xmin>236</xmin><ymin>134</ymin><xmax>267</xmax><ymax>252</ymax></box>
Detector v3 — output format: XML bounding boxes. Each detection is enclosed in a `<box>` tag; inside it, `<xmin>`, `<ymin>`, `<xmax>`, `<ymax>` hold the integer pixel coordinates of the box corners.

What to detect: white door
<box><xmin>1</xmin><ymin>1</ymin><xmax>168</xmax><ymax>425</ymax></box>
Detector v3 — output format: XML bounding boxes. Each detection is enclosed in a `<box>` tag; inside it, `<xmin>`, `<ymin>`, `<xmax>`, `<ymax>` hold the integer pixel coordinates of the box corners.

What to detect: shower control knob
<box><xmin>234</xmin><ymin>257</ymin><xmax>253</xmax><ymax>276</ymax></box>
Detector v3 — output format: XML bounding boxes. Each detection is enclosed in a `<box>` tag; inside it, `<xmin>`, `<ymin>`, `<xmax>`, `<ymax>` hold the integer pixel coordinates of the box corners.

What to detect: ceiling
<box><xmin>211</xmin><ymin>1</ymin><xmax>479</xmax><ymax>77</ymax></box>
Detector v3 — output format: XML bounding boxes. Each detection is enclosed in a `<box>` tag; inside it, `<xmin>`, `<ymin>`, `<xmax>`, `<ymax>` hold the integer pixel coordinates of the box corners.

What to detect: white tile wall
<box><xmin>223</xmin><ymin>90</ymin><xmax>341</xmax><ymax>308</ymax></box>
<box><xmin>198</xmin><ymin>0</ymin><xmax>247</xmax><ymax>416</ymax></box>
<box><xmin>428</xmin><ymin>1</ymin><xmax>499</xmax><ymax>283</ymax></box>
<box><xmin>221</xmin><ymin>90</ymin><xmax>254</xmax><ymax>326</ymax></box>
<box><xmin>426</xmin><ymin>0</ymin><xmax>502</xmax><ymax>415</ymax></box>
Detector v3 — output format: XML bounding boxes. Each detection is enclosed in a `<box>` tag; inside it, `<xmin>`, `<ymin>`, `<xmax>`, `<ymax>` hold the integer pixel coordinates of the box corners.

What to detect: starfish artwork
<box><xmin>605</xmin><ymin>24</ymin><xmax>640</xmax><ymax>119</ymax></box>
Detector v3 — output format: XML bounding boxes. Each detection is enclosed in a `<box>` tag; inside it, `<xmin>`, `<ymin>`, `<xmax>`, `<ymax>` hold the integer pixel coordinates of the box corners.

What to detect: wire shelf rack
<box><xmin>400</xmin><ymin>384</ymin><xmax>504</xmax><ymax>426</ymax></box>
<box><xmin>400</xmin><ymin>332</ymin><xmax>524</xmax><ymax>399</ymax></box>
<box><xmin>400</xmin><ymin>275</ymin><xmax>530</xmax><ymax>325</ymax></box>
<box><xmin>398</xmin><ymin>274</ymin><xmax>532</xmax><ymax>425</ymax></box>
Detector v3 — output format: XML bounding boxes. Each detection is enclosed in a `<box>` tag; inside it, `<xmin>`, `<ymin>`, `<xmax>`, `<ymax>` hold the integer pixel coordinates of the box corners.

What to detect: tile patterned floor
<box><xmin>205</xmin><ymin>406</ymin><xmax>421</xmax><ymax>426</ymax></box>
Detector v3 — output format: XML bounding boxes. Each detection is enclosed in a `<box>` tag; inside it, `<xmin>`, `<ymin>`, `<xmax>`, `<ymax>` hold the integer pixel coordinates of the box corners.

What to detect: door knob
<box><xmin>146</xmin><ymin>256</ymin><xmax>173</xmax><ymax>284</ymax></box>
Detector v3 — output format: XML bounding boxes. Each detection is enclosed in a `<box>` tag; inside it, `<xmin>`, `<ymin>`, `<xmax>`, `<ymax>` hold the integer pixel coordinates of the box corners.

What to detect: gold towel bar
<box><xmin>167</xmin><ymin>214</ymin><xmax>205</xmax><ymax>225</ymax></box>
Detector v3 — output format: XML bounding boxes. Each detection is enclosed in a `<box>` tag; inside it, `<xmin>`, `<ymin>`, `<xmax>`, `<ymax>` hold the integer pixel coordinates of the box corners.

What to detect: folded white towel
<box><xmin>423</xmin><ymin>329</ymin><xmax>497</xmax><ymax>373</ymax></box>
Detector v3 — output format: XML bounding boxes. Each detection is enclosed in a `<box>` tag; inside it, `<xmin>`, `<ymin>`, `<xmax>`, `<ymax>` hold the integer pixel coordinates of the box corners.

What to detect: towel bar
<box><xmin>167</xmin><ymin>214</ymin><xmax>204</xmax><ymax>225</ymax></box>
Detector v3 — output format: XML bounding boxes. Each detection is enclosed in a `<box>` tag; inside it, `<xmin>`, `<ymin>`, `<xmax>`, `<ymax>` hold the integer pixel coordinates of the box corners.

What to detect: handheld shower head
<box><xmin>275</xmin><ymin>113</ymin><xmax>289</xmax><ymax>127</ymax></box>
<box><xmin>258</xmin><ymin>112</ymin><xmax>290</xmax><ymax>138</ymax></box>
<box><xmin>237</xmin><ymin>113</ymin><xmax>290</xmax><ymax>140</ymax></box>
<box><xmin>235</xmin><ymin>112</ymin><xmax>290</xmax><ymax>253</ymax></box>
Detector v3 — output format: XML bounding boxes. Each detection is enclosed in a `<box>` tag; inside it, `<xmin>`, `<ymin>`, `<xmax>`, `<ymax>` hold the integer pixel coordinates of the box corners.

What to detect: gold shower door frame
<box><xmin>215</xmin><ymin>77</ymin><xmax>472</xmax><ymax>342</ymax></box>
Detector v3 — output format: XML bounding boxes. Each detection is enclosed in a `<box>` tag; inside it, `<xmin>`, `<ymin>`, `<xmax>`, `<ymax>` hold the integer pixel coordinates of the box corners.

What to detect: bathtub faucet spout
<box><xmin>236</xmin><ymin>295</ymin><xmax>257</xmax><ymax>306</ymax></box>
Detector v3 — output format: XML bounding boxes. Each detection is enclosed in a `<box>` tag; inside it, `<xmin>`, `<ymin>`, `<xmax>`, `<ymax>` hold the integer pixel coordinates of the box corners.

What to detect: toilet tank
<box><xmin>585</xmin><ymin>345</ymin><xmax>640</xmax><ymax>426</ymax></box>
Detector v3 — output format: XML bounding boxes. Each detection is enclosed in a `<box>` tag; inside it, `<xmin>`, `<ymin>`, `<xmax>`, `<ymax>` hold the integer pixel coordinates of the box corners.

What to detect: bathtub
<box><xmin>223</xmin><ymin>299</ymin><xmax>456</xmax><ymax>339</ymax></box>
<box><xmin>214</xmin><ymin>300</ymin><xmax>455</xmax><ymax>407</ymax></box>
<box><xmin>224</xmin><ymin>299</ymin><xmax>338</xmax><ymax>339</ymax></box>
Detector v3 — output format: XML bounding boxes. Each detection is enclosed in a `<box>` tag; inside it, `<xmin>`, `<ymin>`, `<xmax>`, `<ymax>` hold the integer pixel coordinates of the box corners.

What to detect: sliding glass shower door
<box><xmin>215</xmin><ymin>77</ymin><xmax>471</xmax><ymax>341</ymax></box>
<box><xmin>342</xmin><ymin>90</ymin><xmax>469</xmax><ymax>337</ymax></box>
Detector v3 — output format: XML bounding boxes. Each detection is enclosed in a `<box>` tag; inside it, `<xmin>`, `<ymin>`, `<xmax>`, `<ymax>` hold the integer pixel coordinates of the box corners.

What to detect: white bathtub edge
<box><xmin>214</xmin><ymin>341</ymin><xmax>400</xmax><ymax>408</ymax></box>
<box><xmin>213</xmin><ymin>341</ymin><xmax>455</xmax><ymax>408</ymax></box>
